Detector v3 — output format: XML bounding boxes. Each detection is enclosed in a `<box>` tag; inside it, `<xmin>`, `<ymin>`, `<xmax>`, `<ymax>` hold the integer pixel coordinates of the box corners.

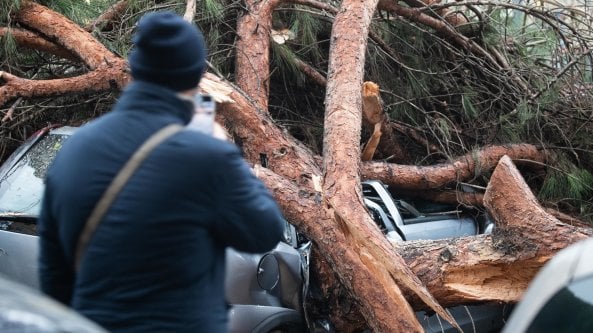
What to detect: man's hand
<box><xmin>212</xmin><ymin>122</ymin><xmax>228</xmax><ymax>140</ymax></box>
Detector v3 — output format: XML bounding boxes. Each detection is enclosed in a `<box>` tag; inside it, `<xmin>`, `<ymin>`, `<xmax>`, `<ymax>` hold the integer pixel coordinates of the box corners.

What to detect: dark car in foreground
<box><xmin>502</xmin><ymin>235</ymin><xmax>593</xmax><ymax>333</ymax></box>
<box><xmin>0</xmin><ymin>125</ymin><xmax>517</xmax><ymax>332</ymax></box>
<box><xmin>0</xmin><ymin>272</ymin><xmax>108</xmax><ymax>333</ymax></box>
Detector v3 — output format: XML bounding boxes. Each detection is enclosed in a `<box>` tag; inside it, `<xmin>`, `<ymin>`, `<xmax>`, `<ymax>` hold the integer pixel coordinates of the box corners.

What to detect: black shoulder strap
<box><xmin>75</xmin><ymin>124</ymin><xmax>184</xmax><ymax>270</ymax></box>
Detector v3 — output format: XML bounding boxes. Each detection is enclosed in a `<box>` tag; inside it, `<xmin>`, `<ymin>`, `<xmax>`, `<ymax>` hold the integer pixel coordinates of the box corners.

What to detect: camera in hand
<box><xmin>188</xmin><ymin>94</ymin><xmax>216</xmax><ymax>135</ymax></box>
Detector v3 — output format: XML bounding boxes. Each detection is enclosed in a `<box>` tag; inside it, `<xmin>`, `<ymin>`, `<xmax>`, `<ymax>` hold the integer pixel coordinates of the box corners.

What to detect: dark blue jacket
<box><xmin>38</xmin><ymin>81</ymin><xmax>285</xmax><ymax>332</ymax></box>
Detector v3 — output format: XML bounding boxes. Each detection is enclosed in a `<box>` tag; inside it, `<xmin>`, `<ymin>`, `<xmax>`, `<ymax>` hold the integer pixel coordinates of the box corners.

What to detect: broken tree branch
<box><xmin>1</xmin><ymin>1</ymin><xmax>128</xmax><ymax>107</ymax></box>
<box><xmin>362</xmin><ymin>144</ymin><xmax>547</xmax><ymax>190</ymax></box>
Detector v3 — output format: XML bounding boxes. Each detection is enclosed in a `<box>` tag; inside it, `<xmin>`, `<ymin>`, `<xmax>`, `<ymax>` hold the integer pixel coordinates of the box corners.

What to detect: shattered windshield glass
<box><xmin>0</xmin><ymin>134</ymin><xmax>69</xmax><ymax>217</ymax></box>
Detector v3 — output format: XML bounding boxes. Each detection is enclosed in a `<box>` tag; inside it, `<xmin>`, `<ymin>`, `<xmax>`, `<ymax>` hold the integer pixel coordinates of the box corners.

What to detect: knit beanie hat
<box><xmin>129</xmin><ymin>11</ymin><xmax>207</xmax><ymax>91</ymax></box>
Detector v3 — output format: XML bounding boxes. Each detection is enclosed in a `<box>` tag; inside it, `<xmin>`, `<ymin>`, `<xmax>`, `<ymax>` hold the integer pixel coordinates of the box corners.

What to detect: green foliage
<box><xmin>498</xmin><ymin>118</ymin><xmax>522</xmax><ymax>143</ymax></box>
<box><xmin>540</xmin><ymin>162</ymin><xmax>593</xmax><ymax>204</ymax></box>
<box><xmin>435</xmin><ymin>118</ymin><xmax>452</xmax><ymax>143</ymax></box>
<box><xmin>287</xmin><ymin>8</ymin><xmax>324</xmax><ymax>62</ymax></box>
<box><xmin>202</xmin><ymin>0</ymin><xmax>225</xmax><ymax>21</ymax></box>
<box><xmin>461</xmin><ymin>93</ymin><xmax>478</xmax><ymax>119</ymax></box>
<box><xmin>0</xmin><ymin>0</ymin><xmax>19</xmax><ymax>24</ymax></box>
<box><xmin>516</xmin><ymin>99</ymin><xmax>538</xmax><ymax>126</ymax></box>
<box><xmin>0</xmin><ymin>29</ymin><xmax>17</xmax><ymax>67</ymax></box>
<box><xmin>40</xmin><ymin>0</ymin><xmax>116</xmax><ymax>25</ymax></box>
<box><xmin>271</xmin><ymin>42</ymin><xmax>305</xmax><ymax>87</ymax></box>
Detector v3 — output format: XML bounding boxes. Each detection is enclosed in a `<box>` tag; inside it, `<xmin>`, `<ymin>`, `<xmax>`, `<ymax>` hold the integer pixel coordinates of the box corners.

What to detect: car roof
<box><xmin>49</xmin><ymin>126</ymin><xmax>78</xmax><ymax>135</ymax></box>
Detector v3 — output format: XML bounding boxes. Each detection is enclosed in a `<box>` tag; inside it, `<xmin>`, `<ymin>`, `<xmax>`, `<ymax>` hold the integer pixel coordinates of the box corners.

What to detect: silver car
<box><xmin>0</xmin><ymin>126</ymin><xmax>306</xmax><ymax>333</ymax></box>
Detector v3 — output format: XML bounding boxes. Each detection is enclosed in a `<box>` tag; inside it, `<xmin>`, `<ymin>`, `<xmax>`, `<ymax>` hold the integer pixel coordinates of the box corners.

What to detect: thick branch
<box><xmin>16</xmin><ymin>1</ymin><xmax>120</xmax><ymax>70</ymax></box>
<box><xmin>0</xmin><ymin>27</ymin><xmax>78</xmax><ymax>61</ymax></box>
<box><xmin>0</xmin><ymin>66</ymin><xmax>126</xmax><ymax>107</ymax></box>
<box><xmin>322</xmin><ymin>0</ymin><xmax>460</xmax><ymax>329</ymax></box>
<box><xmin>362</xmin><ymin>144</ymin><xmax>546</xmax><ymax>190</ymax></box>
<box><xmin>202</xmin><ymin>73</ymin><xmax>321</xmax><ymax>187</ymax></box>
<box><xmin>234</xmin><ymin>0</ymin><xmax>282</xmax><ymax>110</ymax></box>
<box><xmin>484</xmin><ymin>156</ymin><xmax>590</xmax><ymax>248</ymax></box>
<box><xmin>1</xmin><ymin>1</ymin><xmax>129</xmax><ymax>107</ymax></box>
<box><xmin>401</xmin><ymin>156</ymin><xmax>590</xmax><ymax>308</ymax></box>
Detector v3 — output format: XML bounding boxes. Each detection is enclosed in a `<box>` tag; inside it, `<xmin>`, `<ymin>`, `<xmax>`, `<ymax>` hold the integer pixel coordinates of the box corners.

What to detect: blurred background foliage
<box><xmin>0</xmin><ymin>0</ymin><xmax>592</xmax><ymax>222</ymax></box>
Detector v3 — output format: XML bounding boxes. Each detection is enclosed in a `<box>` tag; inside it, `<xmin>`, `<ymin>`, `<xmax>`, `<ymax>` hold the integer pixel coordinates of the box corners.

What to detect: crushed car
<box><xmin>0</xmin><ymin>125</ymin><xmax>511</xmax><ymax>332</ymax></box>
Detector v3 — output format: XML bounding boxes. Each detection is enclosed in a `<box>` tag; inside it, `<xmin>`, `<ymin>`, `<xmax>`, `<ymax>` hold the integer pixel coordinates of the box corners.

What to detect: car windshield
<box><xmin>0</xmin><ymin>133</ymin><xmax>69</xmax><ymax>217</ymax></box>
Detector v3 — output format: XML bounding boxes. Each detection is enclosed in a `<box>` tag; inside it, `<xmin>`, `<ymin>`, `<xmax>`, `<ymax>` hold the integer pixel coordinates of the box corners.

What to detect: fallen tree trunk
<box><xmin>258</xmin><ymin>156</ymin><xmax>591</xmax><ymax>332</ymax></box>
<box><xmin>3</xmin><ymin>3</ymin><xmax>591</xmax><ymax>332</ymax></box>
<box><xmin>293</xmin><ymin>156</ymin><xmax>591</xmax><ymax>329</ymax></box>
<box><xmin>321</xmin><ymin>0</ymin><xmax>462</xmax><ymax>329</ymax></box>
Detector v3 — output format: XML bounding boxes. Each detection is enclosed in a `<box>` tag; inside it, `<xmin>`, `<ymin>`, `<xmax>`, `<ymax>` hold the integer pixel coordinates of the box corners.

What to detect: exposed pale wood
<box><xmin>361</xmin><ymin>123</ymin><xmax>382</xmax><ymax>161</ymax></box>
<box><xmin>183</xmin><ymin>0</ymin><xmax>197</xmax><ymax>22</ymax></box>
<box><xmin>361</xmin><ymin>81</ymin><xmax>384</xmax><ymax>125</ymax></box>
<box><xmin>198</xmin><ymin>74</ymin><xmax>236</xmax><ymax>104</ymax></box>
<box><xmin>361</xmin><ymin>81</ymin><xmax>411</xmax><ymax>162</ymax></box>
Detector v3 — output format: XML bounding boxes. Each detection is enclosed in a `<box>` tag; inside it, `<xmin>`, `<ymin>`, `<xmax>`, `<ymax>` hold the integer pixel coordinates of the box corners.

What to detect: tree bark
<box><xmin>321</xmin><ymin>0</ymin><xmax>460</xmax><ymax>330</ymax></box>
<box><xmin>400</xmin><ymin>156</ymin><xmax>591</xmax><ymax>308</ymax></box>
<box><xmin>16</xmin><ymin>1</ymin><xmax>121</xmax><ymax>70</ymax></box>
<box><xmin>362</xmin><ymin>144</ymin><xmax>546</xmax><ymax>190</ymax></box>
<box><xmin>235</xmin><ymin>0</ymin><xmax>281</xmax><ymax>110</ymax></box>
<box><xmin>4</xmin><ymin>3</ymin><xmax>591</xmax><ymax>332</ymax></box>
<box><xmin>0</xmin><ymin>28</ymin><xmax>77</xmax><ymax>61</ymax></box>
<box><xmin>1</xmin><ymin>1</ymin><xmax>128</xmax><ymax>107</ymax></box>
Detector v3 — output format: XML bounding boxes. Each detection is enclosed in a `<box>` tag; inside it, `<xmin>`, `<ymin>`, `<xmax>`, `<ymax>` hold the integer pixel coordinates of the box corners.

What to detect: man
<box><xmin>38</xmin><ymin>11</ymin><xmax>285</xmax><ymax>332</ymax></box>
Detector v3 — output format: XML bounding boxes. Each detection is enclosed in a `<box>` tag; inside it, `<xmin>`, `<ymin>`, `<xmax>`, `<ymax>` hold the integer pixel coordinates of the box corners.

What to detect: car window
<box><xmin>0</xmin><ymin>133</ymin><xmax>69</xmax><ymax>217</ymax></box>
<box><xmin>527</xmin><ymin>275</ymin><xmax>593</xmax><ymax>333</ymax></box>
